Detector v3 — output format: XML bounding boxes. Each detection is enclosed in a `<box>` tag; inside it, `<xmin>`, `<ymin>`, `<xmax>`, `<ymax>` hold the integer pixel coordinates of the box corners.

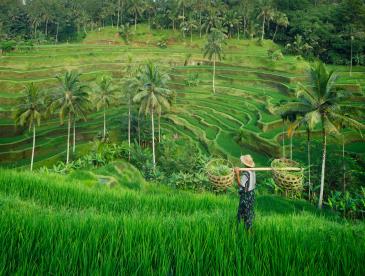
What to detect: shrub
<box><xmin>119</xmin><ymin>24</ymin><xmax>133</xmax><ymax>44</ymax></box>
<box><xmin>16</xmin><ymin>41</ymin><xmax>34</xmax><ymax>52</ymax></box>
<box><xmin>0</xmin><ymin>40</ymin><xmax>16</xmax><ymax>54</ymax></box>
<box><xmin>167</xmin><ymin>171</ymin><xmax>210</xmax><ymax>192</ymax></box>
<box><xmin>157</xmin><ymin>136</ymin><xmax>205</xmax><ymax>174</ymax></box>
<box><xmin>267</xmin><ymin>49</ymin><xmax>284</xmax><ymax>61</ymax></box>
<box><xmin>272</xmin><ymin>50</ymin><xmax>284</xmax><ymax>61</ymax></box>
<box><xmin>157</xmin><ymin>37</ymin><xmax>168</xmax><ymax>48</ymax></box>
<box><xmin>185</xmin><ymin>73</ymin><xmax>200</xmax><ymax>86</ymax></box>
<box><xmin>326</xmin><ymin>188</ymin><xmax>365</xmax><ymax>220</ymax></box>
<box><xmin>256</xmin><ymin>38</ymin><xmax>264</xmax><ymax>46</ymax></box>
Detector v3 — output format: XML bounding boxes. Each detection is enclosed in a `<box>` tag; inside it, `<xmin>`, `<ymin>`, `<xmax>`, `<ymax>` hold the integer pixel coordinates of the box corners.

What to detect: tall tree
<box><xmin>272</xmin><ymin>11</ymin><xmax>288</xmax><ymax>42</ymax></box>
<box><xmin>203</xmin><ymin>28</ymin><xmax>226</xmax><ymax>94</ymax></box>
<box><xmin>128</xmin><ymin>0</ymin><xmax>145</xmax><ymax>31</ymax></box>
<box><xmin>280</xmin><ymin>62</ymin><xmax>364</xmax><ymax>208</ymax></box>
<box><xmin>94</xmin><ymin>75</ymin><xmax>117</xmax><ymax>140</ymax></box>
<box><xmin>14</xmin><ymin>83</ymin><xmax>45</xmax><ymax>171</ymax></box>
<box><xmin>180</xmin><ymin>17</ymin><xmax>197</xmax><ymax>43</ymax></box>
<box><xmin>49</xmin><ymin>71</ymin><xmax>89</xmax><ymax>164</ymax></box>
<box><xmin>257</xmin><ymin>2</ymin><xmax>274</xmax><ymax>40</ymax></box>
<box><xmin>133</xmin><ymin>63</ymin><xmax>172</xmax><ymax>169</ymax></box>
<box><xmin>122</xmin><ymin>75</ymin><xmax>139</xmax><ymax>159</ymax></box>
<box><xmin>223</xmin><ymin>10</ymin><xmax>239</xmax><ymax>39</ymax></box>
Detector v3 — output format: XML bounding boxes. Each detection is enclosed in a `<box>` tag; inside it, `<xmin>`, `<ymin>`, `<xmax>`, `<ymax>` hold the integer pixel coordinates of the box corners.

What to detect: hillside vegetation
<box><xmin>1</xmin><ymin>25</ymin><xmax>364</xmax><ymax>168</ymax></box>
<box><xmin>0</xmin><ymin>167</ymin><xmax>364</xmax><ymax>274</ymax></box>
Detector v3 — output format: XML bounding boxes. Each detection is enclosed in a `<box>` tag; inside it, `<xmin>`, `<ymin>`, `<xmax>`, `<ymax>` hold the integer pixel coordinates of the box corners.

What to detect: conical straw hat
<box><xmin>240</xmin><ymin>154</ymin><xmax>255</xmax><ymax>168</ymax></box>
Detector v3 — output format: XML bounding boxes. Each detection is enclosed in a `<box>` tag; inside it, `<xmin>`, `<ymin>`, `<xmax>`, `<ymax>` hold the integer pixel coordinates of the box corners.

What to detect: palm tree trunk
<box><xmin>151</xmin><ymin>111</ymin><xmax>156</xmax><ymax>169</ymax></box>
<box><xmin>45</xmin><ymin>19</ymin><xmax>48</xmax><ymax>36</ymax></box>
<box><xmin>350</xmin><ymin>34</ymin><xmax>353</xmax><ymax>77</ymax></box>
<box><xmin>128</xmin><ymin>102</ymin><xmax>131</xmax><ymax>160</ymax></box>
<box><xmin>290</xmin><ymin>135</ymin><xmax>293</xmax><ymax>160</ymax></box>
<box><xmin>66</xmin><ymin>113</ymin><xmax>71</xmax><ymax>164</ymax></box>
<box><xmin>237</xmin><ymin>26</ymin><xmax>240</xmax><ymax>40</ymax></box>
<box><xmin>243</xmin><ymin>17</ymin><xmax>247</xmax><ymax>37</ymax></box>
<box><xmin>282</xmin><ymin>122</ymin><xmax>285</xmax><ymax>158</ymax></box>
<box><xmin>158</xmin><ymin>114</ymin><xmax>161</xmax><ymax>143</ymax></box>
<box><xmin>134</xmin><ymin>13</ymin><xmax>137</xmax><ymax>31</ymax></box>
<box><xmin>55</xmin><ymin>22</ymin><xmax>59</xmax><ymax>43</ymax></box>
<box><xmin>31</xmin><ymin>124</ymin><xmax>36</xmax><ymax>171</ymax></box>
<box><xmin>342</xmin><ymin>136</ymin><xmax>346</xmax><ymax>192</ymax></box>
<box><xmin>261</xmin><ymin>16</ymin><xmax>265</xmax><ymax>40</ymax></box>
<box><xmin>190</xmin><ymin>29</ymin><xmax>193</xmax><ymax>43</ymax></box>
<box><xmin>318</xmin><ymin>127</ymin><xmax>327</xmax><ymax>209</ymax></box>
<box><xmin>138</xmin><ymin>114</ymin><xmax>141</xmax><ymax>146</ymax></box>
<box><xmin>199</xmin><ymin>11</ymin><xmax>202</xmax><ymax>38</ymax></box>
<box><xmin>117</xmin><ymin>0</ymin><xmax>120</xmax><ymax>30</ymax></box>
<box><xmin>307</xmin><ymin>129</ymin><xmax>311</xmax><ymax>199</ymax></box>
<box><xmin>73</xmin><ymin>118</ymin><xmax>76</xmax><ymax>153</ymax></box>
<box><xmin>273</xmin><ymin>25</ymin><xmax>278</xmax><ymax>41</ymax></box>
<box><xmin>212</xmin><ymin>55</ymin><xmax>216</xmax><ymax>93</ymax></box>
<box><xmin>103</xmin><ymin>108</ymin><xmax>106</xmax><ymax>139</ymax></box>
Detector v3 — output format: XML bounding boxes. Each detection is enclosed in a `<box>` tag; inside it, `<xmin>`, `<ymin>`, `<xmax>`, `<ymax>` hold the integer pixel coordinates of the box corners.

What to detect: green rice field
<box><xmin>1</xmin><ymin>25</ymin><xmax>364</xmax><ymax>169</ymax></box>
<box><xmin>1</xmin><ymin>167</ymin><xmax>364</xmax><ymax>275</ymax></box>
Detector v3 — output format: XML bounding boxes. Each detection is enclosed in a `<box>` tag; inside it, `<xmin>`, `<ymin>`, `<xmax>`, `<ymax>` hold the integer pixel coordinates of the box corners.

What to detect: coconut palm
<box><xmin>272</xmin><ymin>11</ymin><xmax>288</xmax><ymax>42</ymax></box>
<box><xmin>14</xmin><ymin>83</ymin><xmax>45</xmax><ymax>171</ymax></box>
<box><xmin>223</xmin><ymin>10</ymin><xmax>240</xmax><ymax>39</ymax></box>
<box><xmin>94</xmin><ymin>75</ymin><xmax>118</xmax><ymax>140</ymax></box>
<box><xmin>257</xmin><ymin>3</ymin><xmax>274</xmax><ymax>41</ymax></box>
<box><xmin>49</xmin><ymin>71</ymin><xmax>90</xmax><ymax>164</ymax></box>
<box><xmin>180</xmin><ymin>17</ymin><xmax>197</xmax><ymax>43</ymax></box>
<box><xmin>133</xmin><ymin>63</ymin><xmax>173</xmax><ymax>169</ymax></box>
<box><xmin>128</xmin><ymin>0</ymin><xmax>145</xmax><ymax>31</ymax></box>
<box><xmin>279</xmin><ymin>62</ymin><xmax>364</xmax><ymax>208</ymax></box>
<box><xmin>333</xmin><ymin>108</ymin><xmax>364</xmax><ymax>192</ymax></box>
<box><xmin>121</xmin><ymin>75</ymin><xmax>140</xmax><ymax>159</ymax></box>
<box><xmin>201</xmin><ymin>11</ymin><xmax>222</xmax><ymax>35</ymax></box>
<box><xmin>284</xmin><ymin>115</ymin><xmax>314</xmax><ymax>199</ymax></box>
<box><xmin>203</xmin><ymin>28</ymin><xmax>226</xmax><ymax>94</ymax></box>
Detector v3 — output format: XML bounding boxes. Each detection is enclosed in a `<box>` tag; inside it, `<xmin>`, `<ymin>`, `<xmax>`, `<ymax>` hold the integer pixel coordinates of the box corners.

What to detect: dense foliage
<box><xmin>1</xmin><ymin>0</ymin><xmax>364</xmax><ymax>64</ymax></box>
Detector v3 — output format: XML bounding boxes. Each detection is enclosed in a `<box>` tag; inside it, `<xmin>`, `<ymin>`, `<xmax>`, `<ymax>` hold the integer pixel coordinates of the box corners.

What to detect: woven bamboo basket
<box><xmin>271</xmin><ymin>158</ymin><xmax>303</xmax><ymax>193</ymax></box>
<box><xmin>206</xmin><ymin>159</ymin><xmax>234</xmax><ymax>192</ymax></box>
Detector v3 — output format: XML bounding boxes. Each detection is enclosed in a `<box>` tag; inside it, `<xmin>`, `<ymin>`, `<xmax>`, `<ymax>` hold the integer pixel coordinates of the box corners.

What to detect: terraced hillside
<box><xmin>1</xmin><ymin>26</ymin><xmax>364</xmax><ymax>168</ymax></box>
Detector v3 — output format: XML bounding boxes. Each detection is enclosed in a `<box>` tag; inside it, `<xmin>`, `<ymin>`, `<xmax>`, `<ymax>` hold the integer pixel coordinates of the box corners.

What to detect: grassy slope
<box><xmin>0</xmin><ymin>167</ymin><xmax>364</xmax><ymax>274</ymax></box>
<box><xmin>0</xmin><ymin>25</ymin><xmax>364</xmax><ymax>168</ymax></box>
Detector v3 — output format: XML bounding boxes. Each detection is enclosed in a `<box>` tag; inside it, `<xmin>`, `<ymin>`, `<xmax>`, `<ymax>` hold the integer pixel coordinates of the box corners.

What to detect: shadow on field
<box><xmin>256</xmin><ymin>195</ymin><xmax>336</xmax><ymax>219</ymax></box>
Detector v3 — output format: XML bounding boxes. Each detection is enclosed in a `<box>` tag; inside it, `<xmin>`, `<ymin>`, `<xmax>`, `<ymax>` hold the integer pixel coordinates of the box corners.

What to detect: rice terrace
<box><xmin>0</xmin><ymin>0</ymin><xmax>365</xmax><ymax>275</ymax></box>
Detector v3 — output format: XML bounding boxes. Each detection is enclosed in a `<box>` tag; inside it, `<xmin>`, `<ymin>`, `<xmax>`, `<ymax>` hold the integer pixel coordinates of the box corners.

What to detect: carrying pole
<box><xmin>237</xmin><ymin>167</ymin><xmax>302</xmax><ymax>172</ymax></box>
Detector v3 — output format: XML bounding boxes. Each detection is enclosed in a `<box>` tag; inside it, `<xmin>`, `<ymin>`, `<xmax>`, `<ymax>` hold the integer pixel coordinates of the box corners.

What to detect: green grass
<box><xmin>0</xmin><ymin>168</ymin><xmax>364</xmax><ymax>274</ymax></box>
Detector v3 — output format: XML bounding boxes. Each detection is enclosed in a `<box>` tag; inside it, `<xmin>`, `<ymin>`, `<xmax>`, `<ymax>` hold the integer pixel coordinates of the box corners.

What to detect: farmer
<box><xmin>234</xmin><ymin>154</ymin><xmax>256</xmax><ymax>230</ymax></box>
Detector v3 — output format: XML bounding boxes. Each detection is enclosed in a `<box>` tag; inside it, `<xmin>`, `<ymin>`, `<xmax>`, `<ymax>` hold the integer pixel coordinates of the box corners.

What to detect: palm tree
<box><xmin>280</xmin><ymin>62</ymin><xmax>364</xmax><ymax>208</ymax></box>
<box><xmin>94</xmin><ymin>75</ymin><xmax>118</xmax><ymax>140</ymax></box>
<box><xmin>128</xmin><ymin>0</ymin><xmax>145</xmax><ymax>31</ymax></box>
<box><xmin>49</xmin><ymin>71</ymin><xmax>89</xmax><ymax>164</ymax></box>
<box><xmin>121</xmin><ymin>75</ymin><xmax>140</xmax><ymax>159</ymax></box>
<box><xmin>133</xmin><ymin>63</ymin><xmax>173</xmax><ymax>169</ymax></box>
<box><xmin>203</xmin><ymin>28</ymin><xmax>226</xmax><ymax>94</ymax></box>
<box><xmin>223</xmin><ymin>10</ymin><xmax>239</xmax><ymax>39</ymax></box>
<box><xmin>180</xmin><ymin>17</ymin><xmax>197</xmax><ymax>43</ymax></box>
<box><xmin>201</xmin><ymin>10</ymin><xmax>222</xmax><ymax>35</ymax></box>
<box><xmin>272</xmin><ymin>11</ymin><xmax>288</xmax><ymax>42</ymax></box>
<box><xmin>14</xmin><ymin>83</ymin><xmax>45</xmax><ymax>171</ymax></box>
<box><xmin>333</xmin><ymin>108</ymin><xmax>364</xmax><ymax>192</ymax></box>
<box><xmin>257</xmin><ymin>3</ymin><xmax>274</xmax><ymax>41</ymax></box>
<box><xmin>285</xmin><ymin>115</ymin><xmax>314</xmax><ymax>199</ymax></box>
